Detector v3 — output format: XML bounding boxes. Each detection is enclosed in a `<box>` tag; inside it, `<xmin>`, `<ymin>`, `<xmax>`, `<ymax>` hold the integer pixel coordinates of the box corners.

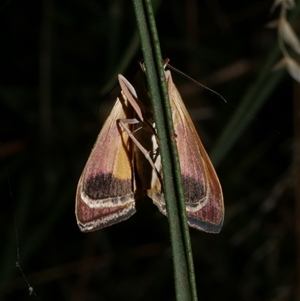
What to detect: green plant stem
<box><xmin>144</xmin><ymin>1</ymin><xmax>198</xmax><ymax>300</ymax></box>
<box><xmin>131</xmin><ymin>0</ymin><xmax>195</xmax><ymax>300</ymax></box>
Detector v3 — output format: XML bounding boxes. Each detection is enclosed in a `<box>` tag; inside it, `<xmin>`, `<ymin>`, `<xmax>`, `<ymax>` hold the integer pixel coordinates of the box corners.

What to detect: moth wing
<box><xmin>76</xmin><ymin>97</ymin><xmax>136</xmax><ymax>232</ymax></box>
<box><xmin>150</xmin><ymin>71</ymin><xmax>224</xmax><ymax>233</ymax></box>
<box><xmin>169</xmin><ymin>71</ymin><xmax>224</xmax><ymax>233</ymax></box>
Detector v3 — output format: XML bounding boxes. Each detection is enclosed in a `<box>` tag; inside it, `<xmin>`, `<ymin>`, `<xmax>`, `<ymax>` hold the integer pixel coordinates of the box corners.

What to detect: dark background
<box><xmin>0</xmin><ymin>0</ymin><xmax>299</xmax><ymax>300</ymax></box>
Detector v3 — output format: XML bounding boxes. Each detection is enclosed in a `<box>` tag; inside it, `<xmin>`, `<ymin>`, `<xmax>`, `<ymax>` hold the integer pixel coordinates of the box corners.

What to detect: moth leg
<box><xmin>118</xmin><ymin>118</ymin><xmax>160</xmax><ymax>179</ymax></box>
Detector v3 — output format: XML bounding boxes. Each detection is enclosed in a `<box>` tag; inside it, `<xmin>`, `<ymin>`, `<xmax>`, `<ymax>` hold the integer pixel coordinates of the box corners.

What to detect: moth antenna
<box><xmin>166</xmin><ymin>63</ymin><xmax>227</xmax><ymax>103</ymax></box>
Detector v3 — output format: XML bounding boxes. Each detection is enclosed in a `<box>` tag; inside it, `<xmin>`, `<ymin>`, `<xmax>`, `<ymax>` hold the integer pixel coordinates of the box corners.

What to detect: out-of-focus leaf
<box><xmin>272</xmin><ymin>57</ymin><xmax>288</xmax><ymax>70</ymax></box>
<box><xmin>286</xmin><ymin>56</ymin><xmax>300</xmax><ymax>82</ymax></box>
<box><xmin>273</xmin><ymin>56</ymin><xmax>300</xmax><ymax>82</ymax></box>
<box><xmin>270</xmin><ymin>0</ymin><xmax>295</xmax><ymax>12</ymax></box>
<box><xmin>279</xmin><ymin>17</ymin><xmax>300</xmax><ymax>54</ymax></box>
<box><xmin>265</xmin><ymin>20</ymin><xmax>279</xmax><ymax>28</ymax></box>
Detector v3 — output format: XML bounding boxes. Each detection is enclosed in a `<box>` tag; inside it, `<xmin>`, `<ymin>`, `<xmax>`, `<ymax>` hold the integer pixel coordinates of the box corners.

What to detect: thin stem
<box><xmin>144</xmin><ymin>1</ymin><xmax>198</xmax><ymax>300</ymax></box>
<box><xmin>131</xmin><ymin>0</ymin><xmax>194</xmax><ymax>300</ymax></box>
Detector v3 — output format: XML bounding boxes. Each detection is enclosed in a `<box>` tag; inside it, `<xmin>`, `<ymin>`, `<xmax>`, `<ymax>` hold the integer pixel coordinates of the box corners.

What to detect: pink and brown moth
<box><xmin>76</xmin><ymin>63</ymin><xmax>224</xmax><ymax>233</ymax></box>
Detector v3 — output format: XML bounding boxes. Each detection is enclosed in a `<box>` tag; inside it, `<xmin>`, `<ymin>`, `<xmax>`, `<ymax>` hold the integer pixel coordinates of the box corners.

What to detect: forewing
<box><xmin>167</xmin><ymin>71</ymin><xmax>224</xmax><ymax>233</ymax></box>
<box><xmin>76</xmin><ymin>97</ymin><xmax>136</xmax><ymax>232</ymax></box>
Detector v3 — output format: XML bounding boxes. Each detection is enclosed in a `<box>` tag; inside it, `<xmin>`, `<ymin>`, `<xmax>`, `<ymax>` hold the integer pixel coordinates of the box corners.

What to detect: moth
<box><xmin>76</xmin><ymin>63</ymin><xmax>224</xmax><ymax>233</ymax></box>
